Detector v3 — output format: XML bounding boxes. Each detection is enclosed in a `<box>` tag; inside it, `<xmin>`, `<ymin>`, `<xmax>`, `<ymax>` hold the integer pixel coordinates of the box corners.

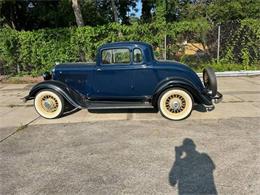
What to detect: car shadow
<box><xmin>193</xmin><ymin>104</ymin><xmax>215</xmax><ymax>112</ymax></box>
<box><xmin>61</xmin><ymin>104</ymin><xmax>214</xmax><ymax>117</ymax></box>
<box><xmin>61</xmin><ymin>103</ymin><xmax>81</xmax><ymax>118</ymax></box>
<box><xmin>169</xmin><ymin>138</ymin><xmax>218</xmax><ymax>195</ymax></box>
<box><xmin>88</xmin><ymin>108</ymin><xmax>158</xmax><ymax>114</ymax></box>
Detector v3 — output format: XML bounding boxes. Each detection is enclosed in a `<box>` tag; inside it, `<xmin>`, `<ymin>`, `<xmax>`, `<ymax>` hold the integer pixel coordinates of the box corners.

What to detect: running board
<box><xmin>87</xmin><ymin>101</ymin><xmax>153</xmax><ymax>110</ymax></box>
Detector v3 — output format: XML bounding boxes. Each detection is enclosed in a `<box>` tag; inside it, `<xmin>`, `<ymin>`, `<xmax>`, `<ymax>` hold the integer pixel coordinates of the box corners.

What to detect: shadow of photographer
<box><xmin>169</xmin><ymin>138</ymin><xmax>217</xmax><ymax>195</ymax></box>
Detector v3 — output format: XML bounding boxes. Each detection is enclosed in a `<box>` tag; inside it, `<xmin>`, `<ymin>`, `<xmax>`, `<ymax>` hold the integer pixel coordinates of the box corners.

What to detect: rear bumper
<box><xmin>200</xmin><ymin>90</ymin><xmax>223</xmax><ymax>106</ymax></box>
<box><xmin>212</xmin><ymin>91</ymin><xmax>223</xmax><ymax>104</ymax></box>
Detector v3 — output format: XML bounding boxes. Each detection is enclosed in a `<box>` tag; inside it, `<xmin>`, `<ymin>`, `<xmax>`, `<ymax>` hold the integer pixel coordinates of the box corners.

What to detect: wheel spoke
<box><xmin>41</xmin><ymin>95</ymin><xmax>59</xmax><ymax>113</ymax></box>
<box><xmin>165</xmin><ymin>93</ymin><xmax>186</xmax><ymax>113</ymax></box>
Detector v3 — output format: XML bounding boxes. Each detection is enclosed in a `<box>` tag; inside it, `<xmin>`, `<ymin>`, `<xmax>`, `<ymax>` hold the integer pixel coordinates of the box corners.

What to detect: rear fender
<box><xmin>152</xmin><ymin>77</ymin><xmax>212</xmax><ymax>106</ymax></box>
<box><xmin>24</xmin><ymin>80</ymin><xmax>85</xmax><ymax>108</ymax></box>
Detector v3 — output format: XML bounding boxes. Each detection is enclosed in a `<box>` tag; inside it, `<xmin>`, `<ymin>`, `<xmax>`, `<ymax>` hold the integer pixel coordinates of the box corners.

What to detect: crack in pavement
<box><xmin>0</xmin><ymin>116</ymin><xmax>40</xmax><ymax>143</ymax></box>
<box><xmin>222</xmin><ymin>91</ymin><xmax>260</xmax><ymax>95</ymax></box>
<box><xmin>0</xmin><ymin>104</ymin><xmax>33</xmax><ymax>108</ymax></box>
<box><xmin>238</xmin><ymin>77</ymin><xmax>260</xmax><ymax>85</ymax></box>
<box><xmin>222</xmin><ymin>100</ymin><xmax>260</xmax><ymax>103</ymax></box>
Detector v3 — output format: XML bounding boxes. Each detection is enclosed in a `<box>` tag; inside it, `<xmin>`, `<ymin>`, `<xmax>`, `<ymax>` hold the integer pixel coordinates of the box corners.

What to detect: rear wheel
<box><xmin>34</xmin><ymin>90</ymin><xmax>64</xmax><ymax>119</ymax></box>
<box><xmin>158</xmin><ymin>88</ymin><xmax>193</xmax><ymax>120</ymax></box>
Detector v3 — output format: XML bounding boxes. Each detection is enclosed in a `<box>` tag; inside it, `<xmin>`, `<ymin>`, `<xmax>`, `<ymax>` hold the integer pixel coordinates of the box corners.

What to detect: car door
<box><xmin>91</xmin><ymin>48</ymin><xmax>134</xmax><ymax>100</ymax></box>
<box><xmin>131</xmin><ymin>48</ymin><xmax>159</xmax><ymax>97</ymax></box>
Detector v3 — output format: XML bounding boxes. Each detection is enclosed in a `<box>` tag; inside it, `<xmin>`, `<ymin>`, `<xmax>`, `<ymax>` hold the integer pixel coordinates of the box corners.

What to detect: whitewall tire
<box><xmin>34</xmin><ymin>90</ymin><xmax>64</xmax><ymax>119</ymax></box>
<box><xmin>158</xmin><ymin>88</ymin><xmax>193</xmax><ymax>120</ymax></box>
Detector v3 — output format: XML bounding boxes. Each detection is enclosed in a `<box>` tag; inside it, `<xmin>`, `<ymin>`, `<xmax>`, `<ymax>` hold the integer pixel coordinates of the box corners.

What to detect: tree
<box><xmin>155</xmin><ymin>0</ymin><xmax>166</xmax><ymax>23</ymax></box>
<box><xmin>165</xmin><ymin>0</ymin><xmax>260</xmax><ymax>24</ymax></box>
<box><xmin>141</xmin><ymin>0</ymin><xmax>155</xmax><ymax>23</ymax></box>
<box><xmin>80</xmin><ymin>0</ymin><xmax>113</xmax><ymax>26</ymax></box>
<box><xmin>0</xmin><ymin>0</ymin><xmax>140</xmax><ymax>28</ymax></box>
<box><xmin>117</xmin><ymin>0</ymin><xmax>138</xmax><ymax>24</ymax></box>
<box><xmin>0</xmin><ymin>0</ymin><xmax>75</xmax><ymax>30</ymax></box>
<box><xmin>71</xmin><ymin>0</ymin><xmax>84</xmax><ymax>26</ymax></box>
<box><xmin>110</xmin><ymin>0</ymin><xmax>119</xmax><ymax>22</ymax></box>
<box><xmin>165</xmin><ymin>0</ymin><xmax>178</xmax><ymax>22</ymax></box>
<box><xmin>207</xmin><ymin>0</ymin><xmax>260</xmax><ymax>24</ymax></box>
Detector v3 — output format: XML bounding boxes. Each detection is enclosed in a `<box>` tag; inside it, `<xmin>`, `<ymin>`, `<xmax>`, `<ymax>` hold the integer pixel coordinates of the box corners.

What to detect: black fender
<box><xmin>24</xmin><ymin>80</ymin><xmax>85</xmax><ymax>108</ymax></box>
<box><xmin>152</xmin><ymin>77</ymin><xmax>212</xmax><ymax>106</ymax></box>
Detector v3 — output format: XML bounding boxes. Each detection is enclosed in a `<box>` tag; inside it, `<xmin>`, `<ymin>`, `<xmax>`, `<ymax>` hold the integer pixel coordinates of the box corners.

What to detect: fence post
<box><xmin>217</xmin><ymin>25</ymin><xmax>221</xmax><ymax>63</ymax></box>
<box><xmin>164</xmin><ymin>34</ymin><xmax>167</xmax><ymax>60</ymax></box>
<box><xmin>17</xmin><ymin>64</ymin><xmax>20</xmax><ymax>74</ymax></box>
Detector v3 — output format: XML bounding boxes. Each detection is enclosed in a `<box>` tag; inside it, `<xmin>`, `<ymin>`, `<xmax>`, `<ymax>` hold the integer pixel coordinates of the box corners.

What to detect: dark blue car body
<box><xmin>25</xmin><ymin>41</ymin><xmax>222</xmax><ymax>119</ymax></box>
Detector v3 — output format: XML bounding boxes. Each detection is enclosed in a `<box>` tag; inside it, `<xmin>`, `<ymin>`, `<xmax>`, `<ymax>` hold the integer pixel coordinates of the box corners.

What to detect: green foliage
<box><xmin>241</xmin><ymin>48</ymin><xmax>250</xmax><ymax>70</ymax></box>
<box><xmin>207</xmin><ymin>0</ymin><xmax>260</xmax><ymax>24</ymax></box>
<box><xmin>202</xmin><ymin>61</ymin><xmax>260</xmax><ymax>72</ymax></box>
<box><xmin>222</xmin><ymin>19</ymin><xmax>260</xmax><ymax>68</ymax></box>
<box><xmin>0</xmin><ymin>19</ymin><xmax>259</xmax><ymax>76</ymax></box>
<box><xmin>0</xmin><ymin>0</ymin><xmax>140</xmax><ymax>30</ymax></box>
<box><xmin>0</xmin><ymin>27</ymin><xmax>19</xmax><ymax>74</ymax></box>
<box><xmin>180</xmin><ymin>54</ymin><xmax>210</xmax><ymax>70</ymax></box>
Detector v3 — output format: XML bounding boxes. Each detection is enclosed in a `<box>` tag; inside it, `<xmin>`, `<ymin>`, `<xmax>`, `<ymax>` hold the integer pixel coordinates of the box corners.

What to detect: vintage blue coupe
<box><xmin>24</xmin><ymin>41</ymin><xmax>222</xmax><ymax>120</ymax></box>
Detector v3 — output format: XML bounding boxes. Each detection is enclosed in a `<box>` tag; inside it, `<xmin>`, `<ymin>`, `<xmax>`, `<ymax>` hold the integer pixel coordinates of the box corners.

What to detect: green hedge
<box><xmin>0</xmin><ymin>23</ymin><xmax>168</xmax><ymax>75</ymax></box>
<box><xmin>0</xmin><ymin>19</ymin><xmax>259</xmax><ymax>76</ymax></box>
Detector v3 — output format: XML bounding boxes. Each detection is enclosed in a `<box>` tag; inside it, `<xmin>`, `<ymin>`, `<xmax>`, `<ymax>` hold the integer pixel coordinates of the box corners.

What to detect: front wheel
<box><xmin>158</xmin><ymin>88</ymin><xmax>193</xmax><ymax>120</ymax></box>
<box><xmin>34</xmin><ymin>90</ymin><xmax>64</xmax><ymax>119</ymax></box>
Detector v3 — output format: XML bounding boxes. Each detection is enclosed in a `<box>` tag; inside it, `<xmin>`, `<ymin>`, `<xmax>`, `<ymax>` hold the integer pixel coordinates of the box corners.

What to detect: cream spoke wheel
<box><xmin>158</xmin><ymin>89</ymin><xmax>193</xmax><ymax>120</ymax></box>
<box><xmin>34</xmin><ymin>90</ymin><xmax>64</xmax><ymax>119</ymax></box>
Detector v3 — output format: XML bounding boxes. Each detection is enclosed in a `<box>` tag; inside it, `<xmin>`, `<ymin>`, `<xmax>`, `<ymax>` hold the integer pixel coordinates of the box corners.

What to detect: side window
<box><xmin>114</xmin><ymin>49</ymin><xmax>130</xmax><ymax>64</ymax></box>
<box><xmin>133</xmin><ymin>48</ymin><xmax>143</xmax><ymax>63</ymax></box>
<box><xmin>102</xmin><ymin>49</ymin><xmax>112</xmax><ymax>64</ymax></box>
<box><xmin>102</xmin><ymin>48</ymin><xmax>130</xmax><ymax>65</ymax></box>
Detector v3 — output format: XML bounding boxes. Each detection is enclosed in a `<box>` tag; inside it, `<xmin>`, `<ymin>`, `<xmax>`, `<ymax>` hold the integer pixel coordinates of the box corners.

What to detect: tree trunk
<box><xmin>111</xmin><ymin>0</ymin><xmax>118</xmax><ymax>22</ymax></box>
<box><xmin>72</xmin><ymin>0</ymin><xmax>84</xmax><ymax>26</ymax></box>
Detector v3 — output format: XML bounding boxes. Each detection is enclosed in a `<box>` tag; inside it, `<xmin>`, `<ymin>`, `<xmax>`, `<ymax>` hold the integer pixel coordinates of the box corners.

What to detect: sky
<box><xmin>136</xmin><ymin>0</ymin><xmax>142</xmax><ymax>17</ymax></box>
<box><xmin>130</xmin><ymin>0</ymin><xmax>142</xmax><ymax>18</ymax></box>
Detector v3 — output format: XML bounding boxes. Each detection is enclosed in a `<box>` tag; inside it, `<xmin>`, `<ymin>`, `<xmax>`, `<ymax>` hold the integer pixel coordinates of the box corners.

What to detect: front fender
<box><xmin>24</xmin><ymin>80</ymin><xmax>85</xmax><ymax>108</ymax></box>
<box><xmin>152</xmin><ymin>77</ymin><xmax>212</xmax><ymax>106</ymax></box>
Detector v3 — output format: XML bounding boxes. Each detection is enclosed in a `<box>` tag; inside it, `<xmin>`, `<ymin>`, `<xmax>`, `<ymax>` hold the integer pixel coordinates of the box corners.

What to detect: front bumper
<box><xmin>22</xmin><ymin>95</ymin><xmax>30</xmax><ymax>103</ymax></box>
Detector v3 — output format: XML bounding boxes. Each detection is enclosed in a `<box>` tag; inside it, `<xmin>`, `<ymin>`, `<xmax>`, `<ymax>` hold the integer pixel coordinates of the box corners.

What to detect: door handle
<box><xmin>97</xmin><ymin>68</ymin><xmax>102</xmax><ymax>72</ymax></box>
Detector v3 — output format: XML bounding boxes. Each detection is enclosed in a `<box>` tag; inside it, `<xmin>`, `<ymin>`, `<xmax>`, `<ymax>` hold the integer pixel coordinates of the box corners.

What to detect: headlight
<box><xmin>42</xmin><ymin>72</ymin><xmax>52</xmax><ymax>80</ymax></box>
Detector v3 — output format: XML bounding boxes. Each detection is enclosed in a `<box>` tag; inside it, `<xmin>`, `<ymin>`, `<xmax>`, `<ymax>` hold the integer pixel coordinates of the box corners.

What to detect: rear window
<box><xmin>133</xmin><ymin>48</ymin><xmax>143</xmax><ymax>63</ymax></box>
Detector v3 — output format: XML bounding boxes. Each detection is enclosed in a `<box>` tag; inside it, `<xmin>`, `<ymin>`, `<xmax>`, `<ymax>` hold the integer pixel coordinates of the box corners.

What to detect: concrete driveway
<box><xmin>0</xmin><ymin>76</ymin><xmax>260</xmax><ymax>194</ymax></box>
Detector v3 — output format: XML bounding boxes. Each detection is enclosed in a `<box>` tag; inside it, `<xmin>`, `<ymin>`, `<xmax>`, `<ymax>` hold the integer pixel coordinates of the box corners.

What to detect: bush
<box><xmin>0</xmin><ymin>23</ymin><xmax>168</xmax><ymax>75</ymax></box>
<box><xmin>221</xmin><ymin>19</ymin><xmax>260</xmax><ymax>66</ymax></box>
<box><xmin>0</xmin><ymin>19</ymin><xmax>259</xmax><ymax>76</ymax></box>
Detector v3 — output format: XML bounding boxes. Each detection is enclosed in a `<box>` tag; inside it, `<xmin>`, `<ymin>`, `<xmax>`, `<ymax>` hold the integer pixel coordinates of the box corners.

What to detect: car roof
<box><xmin>99</xmin><ymin>41</ymin><xmax>152</xmax><ymax>49</ymax></box>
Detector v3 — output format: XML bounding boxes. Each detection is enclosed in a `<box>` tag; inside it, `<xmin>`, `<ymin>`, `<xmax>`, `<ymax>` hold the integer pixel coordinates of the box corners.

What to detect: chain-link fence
<box><xmin>158</xmin><ymin>20</ymin><xmax>260</xmax><ymax>71</ymax></box>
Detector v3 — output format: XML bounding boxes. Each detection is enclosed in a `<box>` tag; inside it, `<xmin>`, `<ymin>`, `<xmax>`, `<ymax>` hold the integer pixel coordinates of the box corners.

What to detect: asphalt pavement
<box><xmin>0</xmin><ymin>76</ymin><xmax>260</xmax><ymax>194</ymax></box>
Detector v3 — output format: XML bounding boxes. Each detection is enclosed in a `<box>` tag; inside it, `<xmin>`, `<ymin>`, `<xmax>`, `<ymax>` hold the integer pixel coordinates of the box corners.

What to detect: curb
<box><xmin>197</xmin><ymin>70</ymin><xmax>260</xmax><ymax>77</ymax></box>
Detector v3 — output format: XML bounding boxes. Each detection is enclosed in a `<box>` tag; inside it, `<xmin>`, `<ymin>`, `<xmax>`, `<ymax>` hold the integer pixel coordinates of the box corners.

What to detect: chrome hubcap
<box><xmin>166</xmin><ymin>94</ymin><xmax>186</xmax><ymax>113</ymax></box>
<box><xmin>41</xmin><ymin>95</ymin><xmax>58</xmax><ymax>112</ymax></box>
<box><xmin>172</xmin><ymin>101</ymin><xmax>180</xmax><ymax>110</ymax></box>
